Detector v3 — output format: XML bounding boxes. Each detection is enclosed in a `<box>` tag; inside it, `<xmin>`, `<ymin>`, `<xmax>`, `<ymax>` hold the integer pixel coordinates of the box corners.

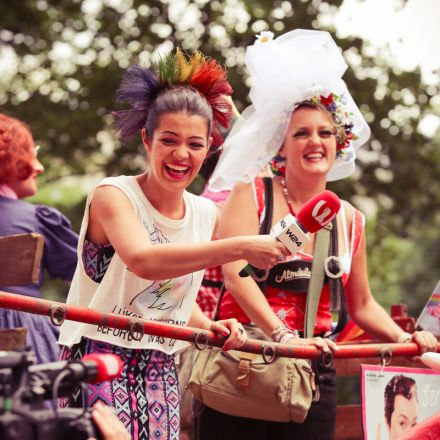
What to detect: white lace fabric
<box><xmin>209</xmin><ymin>29</ymin><xmax>371</xmax><ymax>191</ymax></box>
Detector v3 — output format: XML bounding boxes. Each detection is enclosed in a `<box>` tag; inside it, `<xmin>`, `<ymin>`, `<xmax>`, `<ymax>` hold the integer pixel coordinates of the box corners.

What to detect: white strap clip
<box><xmin>324</xmin><ymin>256</ymin><xmax>344</xmax><ymax>279</ymax></box>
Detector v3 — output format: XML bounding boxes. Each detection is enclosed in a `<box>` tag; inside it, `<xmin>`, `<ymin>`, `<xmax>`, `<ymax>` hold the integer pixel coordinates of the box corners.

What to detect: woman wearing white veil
<box><xmin>197</xmin><ymin>29</ymin><xmax>437</xmax><ymax>440</ymax></box>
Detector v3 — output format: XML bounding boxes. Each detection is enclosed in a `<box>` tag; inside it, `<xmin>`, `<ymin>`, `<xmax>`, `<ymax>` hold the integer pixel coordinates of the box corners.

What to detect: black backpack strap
<box><xmin>214</xmin><ymin>177</ymin><xmax>274</xmax><ymax>319</ymax></box>
<box><xmin>259</xmin><ymin>177</ymin><xmax>274</xmax><ymax>235</ymax></box>
<box><xmin>327</xmin><ymin>218</ymin><xmax>348</xmax><ymax>335</ymax></box>
<box><xmin>201</xmin><ymin>278</ymin><xmax>224</xmax><ymax>289</ymax></box>
<box><xmin>250</xmin><ymin>177</ymin><xmax>274</xmax><ymax>286</ymax></box>
<box><xmin>212</xmin><ymin>283</ymin><xmax>226</xmax><ymax>321</ymax></box>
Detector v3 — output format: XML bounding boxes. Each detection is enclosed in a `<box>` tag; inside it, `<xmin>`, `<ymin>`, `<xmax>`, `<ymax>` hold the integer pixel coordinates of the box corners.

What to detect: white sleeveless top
<box><xmin>58</xmin><ymin>175</ymin><xmax>217</xmax><ymax>354</ymax></box>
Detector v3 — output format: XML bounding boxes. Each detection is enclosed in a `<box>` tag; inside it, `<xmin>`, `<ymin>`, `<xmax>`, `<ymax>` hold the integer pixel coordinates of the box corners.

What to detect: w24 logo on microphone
<box><xmin>284</xmin><ymin>229</ymin><xmax>302</xmax><ymax>247</ymax></box>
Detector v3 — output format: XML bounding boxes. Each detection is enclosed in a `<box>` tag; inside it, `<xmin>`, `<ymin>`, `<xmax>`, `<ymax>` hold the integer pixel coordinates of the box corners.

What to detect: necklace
<box><xmin>280</xmin><ymin>177</ymin><xmax>297</xmax><ymax>216</ymax></box>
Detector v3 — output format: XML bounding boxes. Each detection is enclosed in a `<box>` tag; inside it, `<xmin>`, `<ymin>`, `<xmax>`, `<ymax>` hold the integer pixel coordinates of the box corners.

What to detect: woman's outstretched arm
<box><xmin>87</xmin><ymin>185</ymin><xmax>288</xmax><ymax>280</ymax></box>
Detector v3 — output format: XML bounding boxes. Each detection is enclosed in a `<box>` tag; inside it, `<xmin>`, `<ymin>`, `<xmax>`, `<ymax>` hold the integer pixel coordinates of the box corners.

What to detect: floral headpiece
<box><xmin>209</xmin><ymin>29</ymin><xmax>371</xmax><ymax>191</ymax></box>
<box><xmin>113</xmin><ymin>48</ymin><xmax>234</xmax><ymax>148</ymax></box>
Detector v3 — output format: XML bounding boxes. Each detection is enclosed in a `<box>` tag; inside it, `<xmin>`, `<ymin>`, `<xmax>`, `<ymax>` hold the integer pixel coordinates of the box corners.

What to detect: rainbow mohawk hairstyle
<box><xmin>189</xmin><ymin>56</ymin><xmax>234</xmax><ymax>147</ymax></box>
<box><xmin>113</xmin><ymin>65</ymin><xmax>160</xmax><ymax>144</ymax></box>
<box><xmin>113</xmin><ymin>48</ymin><xmax>234</xmax><ymax>147</ymax></box>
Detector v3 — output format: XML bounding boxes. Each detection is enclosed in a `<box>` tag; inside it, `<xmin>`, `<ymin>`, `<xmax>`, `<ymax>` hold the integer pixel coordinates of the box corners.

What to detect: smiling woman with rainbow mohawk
<box><xmin>57</xmin><ymin>49</ymin><xmax>290</xmax><ymax>440</ymax></box>
<box><xmin>113</xmin><ymin>48</ymin><xmax>234</xmax><ymax>151</ymax></box>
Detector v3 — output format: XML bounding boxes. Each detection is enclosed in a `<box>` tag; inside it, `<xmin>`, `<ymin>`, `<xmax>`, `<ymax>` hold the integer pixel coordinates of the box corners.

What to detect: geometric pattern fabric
<box><xmin>60</xmin><ymin>337</ymin><xmax>180</xmax><ymax>439</ymax></box>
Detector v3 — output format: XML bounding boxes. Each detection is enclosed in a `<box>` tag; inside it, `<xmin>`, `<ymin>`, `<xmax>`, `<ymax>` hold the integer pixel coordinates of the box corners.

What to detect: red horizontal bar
<box><xmin>1</xmin><ymin>291</ymin><xmax>438</xmax><ymax>361</ymax></box>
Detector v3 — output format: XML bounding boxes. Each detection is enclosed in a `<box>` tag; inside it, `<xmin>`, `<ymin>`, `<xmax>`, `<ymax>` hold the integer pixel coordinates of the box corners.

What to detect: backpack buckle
<box><xmin>324</xmin><ymin>256</ymin><xmax>343</xmax><ymax>279</ymax></box>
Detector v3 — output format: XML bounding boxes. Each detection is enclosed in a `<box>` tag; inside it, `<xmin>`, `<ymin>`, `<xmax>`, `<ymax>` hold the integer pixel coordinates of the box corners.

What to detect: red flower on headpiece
<box><xmin>320</xmin><ymin>94</ymin><xmax>334</xmax><ymax>106</ymax></box>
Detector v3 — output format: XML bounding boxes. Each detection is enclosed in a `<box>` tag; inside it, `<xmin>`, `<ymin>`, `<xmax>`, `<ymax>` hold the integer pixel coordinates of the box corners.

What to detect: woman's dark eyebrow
<box><xmin>160</xmin><ymin>130</ymin><xmax>178</xmax><ymax>136</ymax></box>
<box><xmin>160</xmin><ymin>130</ymin><xmax>205</xmax><ymax>140</ymax></box>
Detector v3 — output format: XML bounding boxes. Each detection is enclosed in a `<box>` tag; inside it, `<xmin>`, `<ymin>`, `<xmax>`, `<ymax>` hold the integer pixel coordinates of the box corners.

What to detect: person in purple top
<box><xmin>0</xmin><ymin>112</ymin><xmax>78</xmax><ymax>363</ymax></box>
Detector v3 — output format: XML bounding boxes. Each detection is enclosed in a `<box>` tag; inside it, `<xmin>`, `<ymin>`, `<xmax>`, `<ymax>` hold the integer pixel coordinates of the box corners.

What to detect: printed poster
<box><xmin>361</xmin><ymin>364</ymin><xmax>440</xmax><ymax>440</ymax></box>
<box><xmin>416</xmin><ymin>280</ymin><xmax>440</xmax><ymax>337</ymax></box>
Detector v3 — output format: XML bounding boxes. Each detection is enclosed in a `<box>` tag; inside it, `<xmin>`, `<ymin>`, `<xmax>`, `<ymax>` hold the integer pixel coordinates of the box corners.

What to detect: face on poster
<box><xmin>361</xmin><ymin>364</ymin><xmax>440</xmax><ymax>440</ymax></box>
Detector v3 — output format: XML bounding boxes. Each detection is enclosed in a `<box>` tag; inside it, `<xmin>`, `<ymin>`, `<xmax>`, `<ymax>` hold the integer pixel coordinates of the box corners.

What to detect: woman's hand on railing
<box><xmin>287</xmin><ymin>336</ymin><xmax>339</xmax><ymax>353</ymax></box>
<box><xmin>210</xmin><ymin>318</ymin><xmax>247</xmax><ymax>351</ymax></box>
<box><xmin>405</xmin><ymin>330</ymin><xmax>438</xmax><ymax>354</ymax></box>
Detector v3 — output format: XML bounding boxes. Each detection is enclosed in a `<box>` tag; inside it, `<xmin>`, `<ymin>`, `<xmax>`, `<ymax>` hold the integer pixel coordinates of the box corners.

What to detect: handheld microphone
<box><xmin>239</xmin><ymin>190</ymin><xmax>341</xmax><ymax>277</ymax></box>
<box><xmin>421</xmin><ymin>352</ymin><xmax>440</xmax><ymax>372</ymax></box>
<box><xmin>28</xmin><ymin>353</ymin><xmax>123</xmax><ymax>398</ymax></box>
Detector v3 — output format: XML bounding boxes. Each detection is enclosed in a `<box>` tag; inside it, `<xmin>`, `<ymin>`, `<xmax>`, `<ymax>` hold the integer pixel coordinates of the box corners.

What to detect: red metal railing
<box><xmin>1</xmin><ymin>290</ymin><xmax>439</xmax><ymax>361</ymax></box>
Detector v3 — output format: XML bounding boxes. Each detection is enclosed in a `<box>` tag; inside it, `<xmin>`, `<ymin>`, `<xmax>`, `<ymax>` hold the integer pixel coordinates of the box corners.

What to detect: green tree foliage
<box><xmin>1</xmin><ymin>0</ymin><xmax>439</xmax><ymax>311</ymax></box>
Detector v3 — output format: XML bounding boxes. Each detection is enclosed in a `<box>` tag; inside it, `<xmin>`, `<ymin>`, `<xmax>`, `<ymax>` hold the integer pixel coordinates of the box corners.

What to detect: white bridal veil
<box><xmin>209</xmin><ymin>29</ymin><xmax>371</xmax><ymax>191</ymax></box>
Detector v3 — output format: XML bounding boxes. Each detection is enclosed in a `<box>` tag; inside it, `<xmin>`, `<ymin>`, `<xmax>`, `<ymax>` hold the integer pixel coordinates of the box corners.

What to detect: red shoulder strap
<box><xmin>352</xmin><ymin>208</ymin><xmax>365</xmax><ymax>255</ymax></box>
<box><xmin>254</xmin><ymin>177</ymin><xmax>265</xmax><ymax>222</ymax></box>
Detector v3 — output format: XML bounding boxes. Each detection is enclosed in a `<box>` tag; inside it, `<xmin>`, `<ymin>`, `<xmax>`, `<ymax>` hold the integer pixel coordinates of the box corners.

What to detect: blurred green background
<box><xmin>1</xmin><ymin>0</ymin><xmax>439</xmax><ymax>318</ymax></box>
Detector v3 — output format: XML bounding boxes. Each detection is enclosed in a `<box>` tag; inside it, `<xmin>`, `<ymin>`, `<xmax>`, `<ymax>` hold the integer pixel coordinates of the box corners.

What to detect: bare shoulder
<box><xmin>91</xmin><ymin>184</ymin><xmax>133</xmax><ymax>213</ymax></box>
<box><xmin>88</xmin><ymin>185</ymin><xmax>136</xmax><ymax>243</ymax></box>
<box><xmin>339</xmin><ymin>199</ymin><xmax>366</xmax><ymax>238</ymax></box>
<box><xmin>223</xmin><ymin>181</ymin><xmax>256</xmax><ymax>215</ymax></box>
<box><xmin>341</xmin><ymin>199</ymin><xmax>354</xmax><ymax>218</ymax></box>
<box><xmin>340</xmin><ymin>199</ymin><xmax>365</xmax><ymax>221</ymax></box>
<box><xmin>219</xmin><ymin>181</ymin><xmax>259</xmax><ymax>237</ymax></box>
<box><xmin>230</xmin><ymin>181</ymin><xmax>254</xmax><ymax>198</ymax></box>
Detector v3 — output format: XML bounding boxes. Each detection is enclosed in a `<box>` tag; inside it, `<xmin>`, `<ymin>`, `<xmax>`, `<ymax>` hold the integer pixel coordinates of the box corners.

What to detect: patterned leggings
<box><xmin>60</xmin><ymin>338</ymin><xmax>180</xmax><ymax>440</ymax></box>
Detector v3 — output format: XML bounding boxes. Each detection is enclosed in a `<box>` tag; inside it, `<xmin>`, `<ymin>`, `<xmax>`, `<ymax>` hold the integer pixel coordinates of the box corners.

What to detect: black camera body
<box><xmin>0</xmin><ymin>407</ymin><xmax>99</xmax><ymax>440</ymax></box>
<box><xmin>0</xmin><ymin>351</ymin><xmax>102</xmax><ymax>440</ymax></box>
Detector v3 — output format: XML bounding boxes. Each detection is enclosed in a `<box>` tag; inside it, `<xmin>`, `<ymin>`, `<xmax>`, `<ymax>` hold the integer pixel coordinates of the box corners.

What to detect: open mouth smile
<box><xmin>303</xmin><ymin>151</ymin><xmax>325</xmax><ymax>161</ymax></box>
<box><xmin>164</xmin><ymin>163</ymin><xmax>191</xmax><ymax>179</ymax></box>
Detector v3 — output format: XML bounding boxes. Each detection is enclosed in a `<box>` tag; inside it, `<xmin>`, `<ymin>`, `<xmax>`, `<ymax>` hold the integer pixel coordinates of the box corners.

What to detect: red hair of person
<box><xmin>0</xmin><ymin>113</ymin><xmax>35</xmax><ymax>184</ymax></box>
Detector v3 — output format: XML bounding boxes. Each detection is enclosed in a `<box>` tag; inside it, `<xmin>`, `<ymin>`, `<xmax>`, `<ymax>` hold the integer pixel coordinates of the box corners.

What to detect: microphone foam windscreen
<box><xmin>421</xmin><ymin>352</ymin><xmax>440</xmax><ymax>373</ymax></box>
<box><xmin>296</xmin><ymin>190</ymin><xmax>341</xmax><ymax>233</ymax></box>
<box><xmin>82</xmin><ymin>353</ymin><xmax>123</xmax><ymax>382</ymax></box>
